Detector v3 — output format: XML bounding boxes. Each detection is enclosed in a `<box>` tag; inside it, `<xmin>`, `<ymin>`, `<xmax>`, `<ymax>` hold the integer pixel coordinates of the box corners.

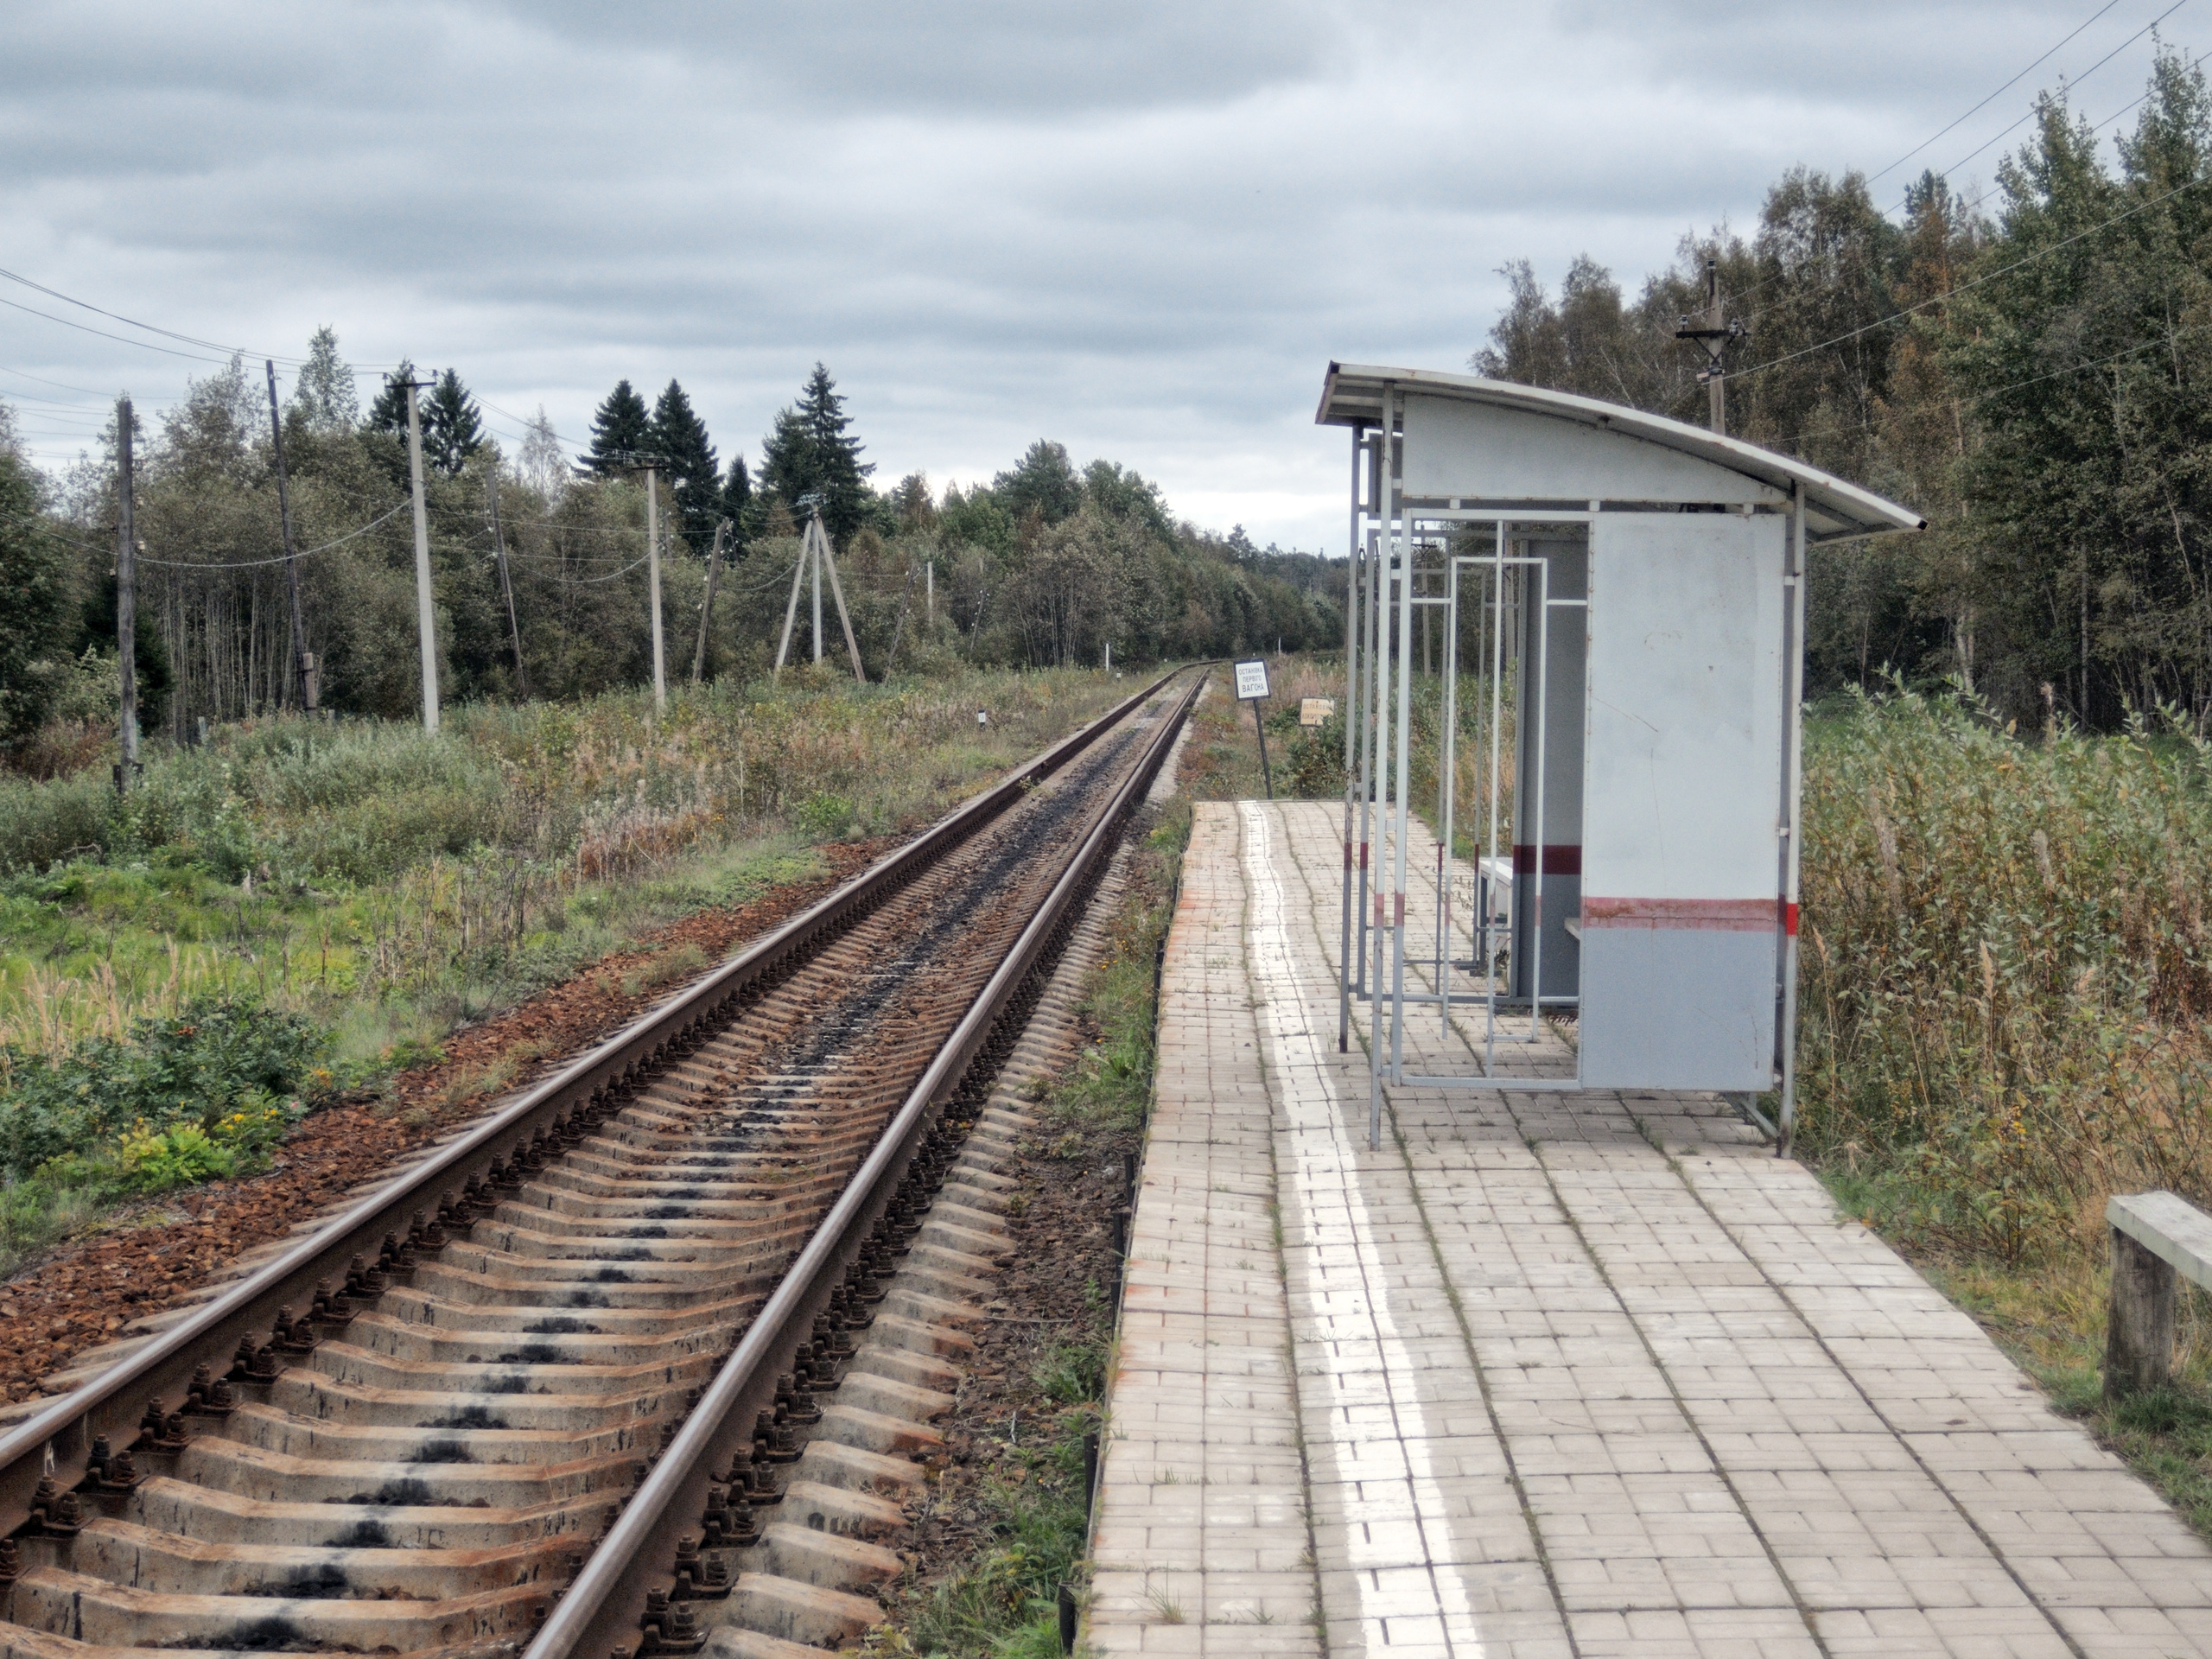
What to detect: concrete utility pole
<box><xmin>772</xmin><ymin>505</ymin><xmax>867</xmax><ymax>683</ymax></box>
<box><xmin>265</xmin><ymin>362</ymin><xmax>316</xmax><ymax>711</ymax></box>
<box><xmin>401</xmin><ymin>372</ymin><xmax>440</xmax><ymax>733</ymax></box>
<box><xmin>114</xmin><ymin>395</ymin><xmax>137</xmax><ymax>794</ymax></box>
<box><xmin>643</xmin><ymin>463</ymin><xmax>666</xmax><ymax>713</ymax></box>
<box><xmin>925</xmin><ymin>558</ymin><xmax>933</xmax><ymax>627</ymax></box>
<box><xmin>1674</xmin><ymin>256</ymin><xmax>1743</xmax><ymax>436</ymax></box>
<box><xmin>487</xmin><ymin>474</ymin><xmax>529</xmax><ymax>698</ymax></box>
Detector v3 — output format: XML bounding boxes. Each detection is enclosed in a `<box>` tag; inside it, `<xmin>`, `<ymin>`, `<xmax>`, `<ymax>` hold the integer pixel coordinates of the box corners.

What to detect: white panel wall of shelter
<box><xmin>1580</xmin><ymin>512</ymin><xmax>1785</xmax><ymax>1090</ymax></box>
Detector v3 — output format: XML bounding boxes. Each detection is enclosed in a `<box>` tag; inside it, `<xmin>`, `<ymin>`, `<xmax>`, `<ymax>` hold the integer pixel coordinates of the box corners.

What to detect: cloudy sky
<box><xmin>0</xmin><ymin>0</ymin><xmax>2195</xmax><ymax>550</ymax></box>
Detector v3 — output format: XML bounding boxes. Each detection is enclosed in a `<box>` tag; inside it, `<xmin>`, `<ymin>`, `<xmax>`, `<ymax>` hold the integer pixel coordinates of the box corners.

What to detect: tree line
<box><xmin>1473</xmin><ymin>49</ymin><xmax>2212</xmax><ymax>729</ymax></box>
<box><xmin>0</xmin><ymin>347</ymin><xmax>1338</xmax><ymax>766</ymax></box>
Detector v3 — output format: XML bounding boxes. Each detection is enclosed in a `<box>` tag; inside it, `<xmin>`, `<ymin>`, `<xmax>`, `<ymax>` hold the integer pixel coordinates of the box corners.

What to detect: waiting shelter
<box><xmin>1316</xmin><ymin>365</ymin><xmax>1923</xmax><ymax>1146</ymax></box>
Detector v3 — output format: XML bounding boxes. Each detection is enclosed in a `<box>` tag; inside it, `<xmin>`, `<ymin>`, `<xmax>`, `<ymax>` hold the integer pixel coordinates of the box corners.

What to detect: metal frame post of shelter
<box><xmin>1319</xmin><ymin>365</ymin><xmax>1923</xmax><ymax>1152</ymax></box>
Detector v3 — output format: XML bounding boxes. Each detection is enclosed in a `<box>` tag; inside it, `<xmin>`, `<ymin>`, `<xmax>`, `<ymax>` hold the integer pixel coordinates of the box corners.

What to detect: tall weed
<box><xmin>1798</xmin><ymin>688</ymin><xmax>2212</xmax><ymax>1262</ymax></box>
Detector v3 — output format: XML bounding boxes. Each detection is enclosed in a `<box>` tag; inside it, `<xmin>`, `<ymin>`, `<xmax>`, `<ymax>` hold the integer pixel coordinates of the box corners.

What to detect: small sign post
<box><xmin>1233</xmin><ymin>658</ymin><xmax>1274</xmax><ymax>799</ymax></box>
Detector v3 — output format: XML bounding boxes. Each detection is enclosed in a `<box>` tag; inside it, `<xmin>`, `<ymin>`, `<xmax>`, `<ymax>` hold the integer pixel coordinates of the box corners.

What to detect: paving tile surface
<box><xmin>1087</xmin><ymin>800</ymin><xmax>2212</xmax><ymax>1658</ymax></box>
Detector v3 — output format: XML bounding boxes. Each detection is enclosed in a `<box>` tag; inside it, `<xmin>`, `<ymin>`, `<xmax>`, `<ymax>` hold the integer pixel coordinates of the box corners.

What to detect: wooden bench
<box><xmin>2106</xmin><ymin>1191</ymin><xmax>2212</xmax><ymax>1399</ymax></box>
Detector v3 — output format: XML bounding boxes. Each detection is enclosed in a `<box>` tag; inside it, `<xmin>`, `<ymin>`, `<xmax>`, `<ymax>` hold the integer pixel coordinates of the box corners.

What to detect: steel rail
<box><xmin>0</xmin><ymin>668</ymin><xmax>1185</xmax><ymax>1541</ymax></box>
<box><xmin>529</xmin><ymin>666</ymin><xmax>1206</xmax><ymax>1659</ymax></box>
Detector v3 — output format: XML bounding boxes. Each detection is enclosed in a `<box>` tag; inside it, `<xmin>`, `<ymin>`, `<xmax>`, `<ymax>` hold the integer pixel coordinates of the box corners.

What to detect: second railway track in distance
<box><xmin>0</xmin><ymin>667</ymin><xmax>1206</xmax><ymax>1659</ymax></box>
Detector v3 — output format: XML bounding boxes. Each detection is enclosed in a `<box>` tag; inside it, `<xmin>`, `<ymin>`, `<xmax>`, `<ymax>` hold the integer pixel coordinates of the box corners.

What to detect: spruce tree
<box><xmin>365</xmin><ymin>359</ymin><xmax>416</xmax><ymax>435</ymax></box>
<box><xmin>422</xmin><ymin>368</ymin><xmax>486</xmax><ymax>475</ymax></box>
<box><xmin>649</xmin><ymin>379</ymin><xmax>720</xmax><ymax>550</ymax></box>
<box><xmin>721</xmin><ymin>454</ymin><xmax>753</xmax><ymax>550</ymax></box>
<box><xmin>583</xmin><ymin>379</ymin><xmax>652</xmax><ymax>474</ymax></box>
<box><xmin>760</xmin><ymin>363</ymin><xmax>873</xmax><ymax>542</ymax></box>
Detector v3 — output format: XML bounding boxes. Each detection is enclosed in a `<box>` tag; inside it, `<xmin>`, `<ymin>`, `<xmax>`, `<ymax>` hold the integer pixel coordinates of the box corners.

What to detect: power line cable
<box><xmin>1869</xmin><ymin>0</ymin><xmax>2125</xmax><ymax>186</ymax></box>
<box><xmin>0</xmin><ymin>364</ymin><xmax>128</xmax><ymax>398</ymax></box>
<box><xmin>1735</xmin><ymin>32</ymin><xmax>2202</xmax><ymax>334</ymax></box>
<box><xmin>0</xmin><ymin>292</ymin><xmax>246</xmax><ymax>365</ymax></box>
<box><xmin>133</xmin><ymin>502</ymin><xmax>410</xmax><ymax>569</ymax></box>
<box><xmin>0</xmin><ymin>267</ymin><xmax>324</xmax><ymax>367</ymax></box>
<box><xmin>1885</xmin><ymin>0</ymin><xmax>2191</xmax><ymax>219</ymax></box>
<box><xmin>1734</xmin><ymin>169</ymin><xmax>2211</xmax><ymax>381</ymax></box>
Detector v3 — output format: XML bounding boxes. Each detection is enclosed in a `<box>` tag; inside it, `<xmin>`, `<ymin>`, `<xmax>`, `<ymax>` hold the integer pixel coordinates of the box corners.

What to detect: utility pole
<box><xmin>265</xmin><ymin>362</ymin><xmax>316</xmax><ymax>712</ymax></box>
<box><xmin>692</xmin><ymin>519</ymin><xmax>728</xmax><ymax>684</ymax></box>
<box><xmin>819</xmin><ymin>513</ymin><xmax>867</xmax><ymax>685</ymax></box>
<box><xmin>925</xmin><ymin>558</ymin><xmax>934</xmax><ymax>627</ymax></box>
<box><xmin>772</xmin><ymin>503</ymin><xmax>866</xmax><ymax>683</ymax></box>
<box><xmin>1674</xmin><ymin>256</ymin><xmax>1743</xmax><ymax>436</ymax></box>
<box><xmin>487</xmin><ymin>473</ymin><xmax>529</xmax><ymax>698</ymax></box>
<box><xmin>114</xmin><ymin>395</ymin><xmax>137</xmax><ymax>794</ymax></box>
<box><xmin>642</xmin><ymin>461</ymin><xmax>666</xmax><ymax>713</ymax></box>
<box><xmin>400</xmin><ymin>371</ymin><xmax>440</xmax><ymax>733</ymax></box>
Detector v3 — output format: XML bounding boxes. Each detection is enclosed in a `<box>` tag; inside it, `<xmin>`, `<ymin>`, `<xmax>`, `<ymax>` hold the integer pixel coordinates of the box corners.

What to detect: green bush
<box><xmin>794</xmin><ymin>791</ymin><xmax>857</xmax><ymax>839</ymax></box>
<box><xmin>0</xmin><ymin>766</ymin><xmax>118</xmax><ymax>873</ymax></box>
<box><xmin>0</xmin><ymin>995</ymin><xmax>327</xmax><ymax>1183</ymax></box>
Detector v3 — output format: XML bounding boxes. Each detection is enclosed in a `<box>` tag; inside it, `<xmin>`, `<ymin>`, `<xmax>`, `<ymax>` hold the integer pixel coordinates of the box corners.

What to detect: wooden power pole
<box><xmin>1675</xmin><ymin>256</ymin><xmax>1742</xmax><ymax>436</ymax></box>
<box><xmin>114</xmin><ymin>395</ymin><xmax>137</xmax><ymax>794</ymax></box>
<box><xmin>265</xmin><ymin>361</ymin><xmax>316</xmax><ymax>711</ymax></box>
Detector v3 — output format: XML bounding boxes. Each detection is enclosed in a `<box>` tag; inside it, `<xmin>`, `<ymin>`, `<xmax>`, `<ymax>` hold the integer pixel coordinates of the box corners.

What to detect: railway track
<box><xmin>0</xmin><ymin>668</ymin><xmax>1204</xmax><ymax>1659</ymax></box>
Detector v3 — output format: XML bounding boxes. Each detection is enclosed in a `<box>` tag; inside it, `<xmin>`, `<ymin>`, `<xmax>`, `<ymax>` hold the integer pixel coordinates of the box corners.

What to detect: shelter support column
<box><xmin>1338</xmin><ymin>426</ymin><xmax>1363</xmax><ymax>1053</ymax></box>
<box><xmin>1778</xmin><ymin>484</ymin><xmax>1808</xmax><ymax>1154</ymax></box>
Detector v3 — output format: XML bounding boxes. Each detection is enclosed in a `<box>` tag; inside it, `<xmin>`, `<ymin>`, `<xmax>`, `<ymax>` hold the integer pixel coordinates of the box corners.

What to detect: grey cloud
<box><xmin>0</xmin><ymin>0</ymin><xmax>2190</xmax><ymax>550</ymax></box>
<box><xmin>484</xmin><ymin>0</ymin><xmax>1351</xmax><ymax>116</ymax></box>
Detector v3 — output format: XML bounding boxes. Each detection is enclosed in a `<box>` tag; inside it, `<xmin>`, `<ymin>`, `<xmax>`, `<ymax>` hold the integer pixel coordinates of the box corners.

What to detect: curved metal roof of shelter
<box><xmin>1317</xmin><ymin>363</ymin><xmax>1925</xmax><ymax>543</ymax></box>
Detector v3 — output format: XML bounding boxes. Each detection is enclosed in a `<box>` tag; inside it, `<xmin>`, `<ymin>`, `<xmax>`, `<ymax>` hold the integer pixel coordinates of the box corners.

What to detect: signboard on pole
<box><xmin>1233</xmin><ymin>659</ymin><xmax>1270</xmax><ymax>701</ymax></box>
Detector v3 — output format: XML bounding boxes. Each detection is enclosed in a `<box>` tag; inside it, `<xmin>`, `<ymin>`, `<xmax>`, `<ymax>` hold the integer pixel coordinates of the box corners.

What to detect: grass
<box><xmin>1177</xmin><ymin>658</ymin><xmax>1349</xmax><ymax>806</ymax></box>
<box><xmin>0</xmin><ymin>664</ymin><xmax>1140</xmax><ymax>1263</ymax></box>
<box><xmin>1789</xmin><ymin>685</ymin><xmax>2212</xmax><ymax>1535</ymax></box>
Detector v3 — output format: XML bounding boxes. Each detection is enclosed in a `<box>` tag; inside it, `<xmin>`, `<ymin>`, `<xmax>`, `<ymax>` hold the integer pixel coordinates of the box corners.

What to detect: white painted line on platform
<box><xmin>1242</xmin><ymin>801</ymin><xmax>1489</xmax><ymax>1657</ymax></box>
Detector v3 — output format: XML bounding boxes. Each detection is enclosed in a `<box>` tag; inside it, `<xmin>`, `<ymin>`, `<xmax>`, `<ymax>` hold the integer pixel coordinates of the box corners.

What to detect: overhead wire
<box><xmin>0</xmin><ymin>267</ymin><xmax>328</xmax><ymax>367</ymax></box>
<box><xmin>1732</xmin><ymin>168</ymin><xmax>2212</xmax><ymax>382</ymax></box>
<box><xmin>1883</xmin><ymin>0</ymin><xmax>2191</xmax><ymax>219</ymax></box>
<box><xmin>0</xmin><ymin>292</ymin><xmax>249</xmax><ymax>366</ymax></box>
<box><xmin>133</xmin><ymin>503</ymin><xmax>410</xmax><ymax>569</ymax></box>
<box><xmin>1723</xmin><ymin>3</ymin><xmax>2168</xmax><ymax>327</ymax></box>
<box><xmin>1868</xmin><ymin>0</ymin><xmax>2125</xmax><ymax>187</ymax></box>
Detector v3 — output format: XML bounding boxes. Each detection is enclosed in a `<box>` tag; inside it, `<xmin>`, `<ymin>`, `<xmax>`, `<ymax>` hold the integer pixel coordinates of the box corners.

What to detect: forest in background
<box><xmin>1477</xmin><ymin>48</ymin><xmax>2212</xmax><ymax>729</ymax></box>
<box><xmin>0</xmin><ymin>352</ymin><xmax>1338</xmax><ymax>773</ymax></box>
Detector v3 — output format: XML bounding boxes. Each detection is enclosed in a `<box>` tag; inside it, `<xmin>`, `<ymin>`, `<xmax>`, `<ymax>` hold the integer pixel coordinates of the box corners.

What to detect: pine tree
<box><xmin>760</xmin><ymin>363</ymin><xmax>873</xmax><ymax>542</ymax></box>
<box><xmin>422</xmin><ymin>368</ymin><xmax>486</xmax><ymax>475</ymax></box>
<box><xmin>583</xmin><ymin>379</ymin><xmax>652</xmax><ymax>474</ymax></box>
<box><xmin>649</xmin><ymin>379</ymin><xmax>720</xmax><ymax>550</ymax></box>
<box><xmin>289</xmin><ymin>326</ymin><xmax>359</xmax><ymax>434</ymax></box>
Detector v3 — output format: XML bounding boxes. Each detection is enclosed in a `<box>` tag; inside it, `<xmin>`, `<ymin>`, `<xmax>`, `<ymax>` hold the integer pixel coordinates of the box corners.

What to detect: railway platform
<box><xmin>1087</xmin><ymin>800</ymin><xmax>2212</xmax><ymax>1658</ymax></box>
